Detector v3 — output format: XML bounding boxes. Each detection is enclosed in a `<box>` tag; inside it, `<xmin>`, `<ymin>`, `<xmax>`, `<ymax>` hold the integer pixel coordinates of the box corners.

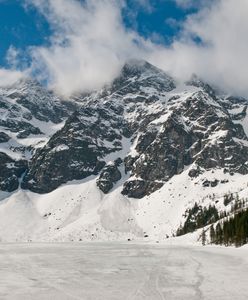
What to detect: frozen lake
<box><xmin>0</xmin><ymin>243</ymin><xmax>247</xmax><ymax>300</ymax></box>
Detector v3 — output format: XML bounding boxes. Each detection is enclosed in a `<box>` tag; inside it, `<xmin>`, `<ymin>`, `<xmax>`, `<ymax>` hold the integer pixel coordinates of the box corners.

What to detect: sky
<box><xmin>0</xmin><ymin>0</ymin><xmax>195</xmax><ymax>67</ymax></box>
<box><xmin>0</xmin><ymin>0</ymin><xmax>247</xmax><ymax>97</ymax></box>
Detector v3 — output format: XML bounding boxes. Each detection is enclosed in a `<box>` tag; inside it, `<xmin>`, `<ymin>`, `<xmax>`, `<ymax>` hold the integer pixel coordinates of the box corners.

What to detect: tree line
<box><xmin>177</xmin><ymin>193</ymin><xmax>248</xmax><ymax>247</ymax></box>
<box><xmin>209</xmin><ymin>208</ymin><xmax>248</xmax><ymax>247</ymax></box>
<box><xmin>176</xmin><ymin>203</ymin><xmax>219</xmax><ymax>236</ymax></box>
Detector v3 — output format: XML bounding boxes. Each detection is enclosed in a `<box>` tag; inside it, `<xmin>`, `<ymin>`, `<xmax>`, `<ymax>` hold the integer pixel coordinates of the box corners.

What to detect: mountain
<box><xmin>0</xmin><ymin>78</ymin><xmax>79</xmax><ymax>193</ymax></box>
<box><xmin>0</xmin><ymin>60</ymin><xmax>248</xmax><ymax>242</ymax></box>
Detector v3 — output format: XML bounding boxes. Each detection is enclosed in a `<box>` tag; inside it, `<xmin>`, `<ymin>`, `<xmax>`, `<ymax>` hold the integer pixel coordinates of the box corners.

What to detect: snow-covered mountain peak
<box><xmin>121</xmin><ymin>59</ymin><xmax>172</xmax><ymax>80</ymax></box>
<box><xmin>1</xmin><ymin>60</ymin><xmax>248</xmax><ymax>242</ymax></box>
<box><xmin>17</xmin><ymin>61</ymin><xmax>248</xmax><ymax>195</ymax></box>
<box><xmin>111</xmin><ymin>59</ymin><xmax>176</xmax><ymax>95</ymax></box>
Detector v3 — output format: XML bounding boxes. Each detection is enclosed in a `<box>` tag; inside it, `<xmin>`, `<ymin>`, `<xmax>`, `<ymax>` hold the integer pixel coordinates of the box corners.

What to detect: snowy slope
<box><xmin>0</xmin><ymin>161</ymin><xmax>248</xmax><ymax>242</ymax></box>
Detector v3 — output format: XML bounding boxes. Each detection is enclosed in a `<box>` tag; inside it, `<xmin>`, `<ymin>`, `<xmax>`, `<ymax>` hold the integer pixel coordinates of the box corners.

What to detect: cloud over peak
<box><xmin>1</xmin><ymin>0</ymin><xmax>248</xmax><ymax>99</ymax></box>
<box><xmin>0</xmin><ymin>68</ymin><xmax>24</xmax><ymax>87</ymax></box>
<box><xmin>24</xmin><ymin>0</ymin><xmax>154</xmax><ymax>96</ymax></box>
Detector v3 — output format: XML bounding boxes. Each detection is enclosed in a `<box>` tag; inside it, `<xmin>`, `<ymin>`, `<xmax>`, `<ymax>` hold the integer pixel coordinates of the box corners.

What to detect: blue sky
<box><xmin>0</xmin><ymin>0</ymin><xmax>51</xmax><ymax>67</ymax></box>
<box><xmin>0</xmin><ymin>0</ymin><xmax>196</xmax><ymax>68</ymax></box>
<box><xmin>124</xmin><ymin>0</ymin><xmax>197</xmax><ymax>44</ymax></box>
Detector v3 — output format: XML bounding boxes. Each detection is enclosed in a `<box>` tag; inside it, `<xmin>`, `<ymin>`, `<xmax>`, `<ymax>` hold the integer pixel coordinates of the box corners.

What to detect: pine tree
<box><xmin>202</xmin><ymin>228</ymin><xmax>206</xmax><ymax>246</ymax></box>
<box><xmin>210</xmin><ymin>224</ymin><xmax>215</xmax><ymax>244</ymax></box>
<box><xmin>215</xmin><ymin>223</ymin><xmax>223</xmax><ymax>245</ymax></box>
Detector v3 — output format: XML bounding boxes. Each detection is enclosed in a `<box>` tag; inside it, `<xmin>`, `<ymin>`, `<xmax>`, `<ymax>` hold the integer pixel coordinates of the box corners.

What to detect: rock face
<box><xmin>0</xmin><ymin>132</ymin><xmax>10</xmax><ymax>143</ymax></box>
<box><xmin>1</xmin><ymin>60</ymin><xmax>248</xmax><ymax>197</ymax></box>
<box><xmin>122</xmin><ymin>89</ymin><xmax>248</xmax><ymax>197</ymax></box>
<box><xmin>0</xmin><ymin>79</ymin><xmax>70</xmax><ymax>140</ymax></box>
<box><xmin>97</xmin><ymin>161</ymin><xmax>122</xmax><ymax>193</ymax></box>
<box><xmin>21</xmin><ymin>60</ymin><xmax>176</xmax><ymax>193</ymax></box>
<box><xmin>21</xmin><ymin>103</ymin><xmax>129</xmax><ymax>193</ymax></box>
<box><xmin>0</xmin><ymin>152</ymin><xmax>27</xmax><ymax>192</ymax></box>
<box><xmin>0</xmin><ymin>78</ymin><xmax>76</xmax><ymax>193</ymax></box>
<box><xmin>122</xmin><ymin>179</ymin><xmax>163</xmax><ymax>199</ymax></box>
<box><xmin>1</xmin><ymin>79</ymin><xmax>70</xmax><ymax>123</ymax></box>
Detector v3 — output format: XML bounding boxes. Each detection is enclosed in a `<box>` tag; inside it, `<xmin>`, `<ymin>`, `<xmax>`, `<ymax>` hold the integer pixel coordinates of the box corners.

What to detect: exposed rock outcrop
<box><xmin>0</xmin><ymin>152</ymin><xmax>27</xmax><ymax>192</ymax></box>
<box><xmin>97</xmin><ymin>161</ymin><xmax>122</xmax><ymax>193</ymax></box>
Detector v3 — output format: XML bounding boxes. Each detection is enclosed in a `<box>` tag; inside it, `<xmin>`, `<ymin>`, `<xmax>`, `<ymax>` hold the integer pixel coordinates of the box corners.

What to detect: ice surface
<box><xmin>0</xmin><ymin>243</ymin><xmax>247</xmax><ymax>300</ymax></box>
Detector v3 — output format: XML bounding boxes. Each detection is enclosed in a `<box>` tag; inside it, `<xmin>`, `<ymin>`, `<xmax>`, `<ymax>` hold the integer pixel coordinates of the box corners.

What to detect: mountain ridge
<box><xmin>0</xmin><ymin>60</ymin><xmax>248</xmax><ymax>242</ymax></box>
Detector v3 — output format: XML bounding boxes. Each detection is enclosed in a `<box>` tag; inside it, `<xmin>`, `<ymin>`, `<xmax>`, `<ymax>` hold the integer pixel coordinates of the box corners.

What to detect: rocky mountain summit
<box><xmin>1</xmin><ymin>60</ymin><xmax>245</xmax><ymax>197</ymax></box>
<box><xmin>0</xmin><ymin>60</ymin><xmax>248</xmax><ymax>242</ymax></box>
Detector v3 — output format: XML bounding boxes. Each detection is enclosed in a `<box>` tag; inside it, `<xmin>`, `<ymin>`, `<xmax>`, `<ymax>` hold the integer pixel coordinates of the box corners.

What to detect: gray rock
<box><xmin>0</xmin><ymin>132</ymin><xmax>10</xmax><ymax>143</ymax></box>
<box><xmin>97</xmin><ymin>163</ymin><xmax>122</xmax><ymax>193</ymax></box>
<box><xmin>0</xmin><ymin>152</ymin><xmax>27</xmax><ymax>192</ymax></box>
<box><xmin>122</xmin><ymin>179</ymin><xmax>163</xmax><ymax>199</ymax></box>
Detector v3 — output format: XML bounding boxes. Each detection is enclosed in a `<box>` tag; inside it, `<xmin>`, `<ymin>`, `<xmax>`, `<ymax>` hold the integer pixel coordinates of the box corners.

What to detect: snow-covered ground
<box><xmin>0</xmin><ymin>243</ymin><xmax>247</xmax><ymax>300</ymax></box>
<box><xmin>0</xmin><ymin>167</ymin><xmax>247</xmax><ymax>242</ymax></box>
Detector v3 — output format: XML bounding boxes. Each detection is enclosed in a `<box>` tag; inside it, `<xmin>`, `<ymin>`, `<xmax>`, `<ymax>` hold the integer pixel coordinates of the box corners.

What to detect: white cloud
<box><xmin>133</xmin><ymin>0</ymin><xmax>154</xmax><ymax>12</ymax></box>
<box><xmin>0</xmin><ymin>68</ymin><xmax>24</xmax><ymax>87</ymax></box>
<box><xmin>0</xmin><ymin>46</ymin><xmax>26</xmax><ymax>87</ymax></box>
<box><xmin>6</xmin><ymin>46</ymin><xmax>20</xmax><ymax>69</ymax></box>
<box><xmin>17</xmin><ymin>0</ymin><xmax>248</xmax><ymax>98</ymax></box>
<box><xmin>149</xmin><ymin>0</ymin><xmax>248</xmax><ymax>96</ymax></box>
<box><xmin>174</xmin><ymin>0</ymin><xmax>195</xmax><ymax>8</ymax></box>
<box><xmin>25</xmin><ymin>0</ymin><xmax>154</xmax><ymax>96</ymax></box>
<box><xmin>174</xmin><ymin>0</ymin><xmax>213</xmax><ymax>9</ymax></box>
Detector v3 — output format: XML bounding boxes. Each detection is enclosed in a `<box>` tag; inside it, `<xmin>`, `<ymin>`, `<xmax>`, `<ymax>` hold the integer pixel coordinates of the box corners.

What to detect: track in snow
<box><xmin>0</xmin><ymin>243</ymin><xmax>247</xmax><ymax>300</ymax></box>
